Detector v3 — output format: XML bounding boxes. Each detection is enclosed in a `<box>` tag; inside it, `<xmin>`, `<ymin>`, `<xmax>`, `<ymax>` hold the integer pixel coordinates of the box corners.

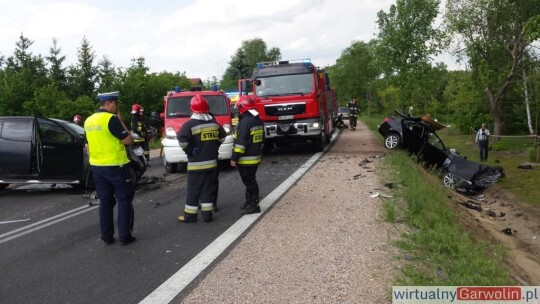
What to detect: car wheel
<box><xmin>164</xmin><ymin>158</ymin><xmax>178</xmax><ymax>173</ymax></box>
<box><xmin>384</xmin><ymin>133</ymin><xmax>401</xmax><ymax>149</ymax></box>
<box><xmin>442</xmin><ymin>172</ymin><xmax>457</xmax><ymax>188</ymax></box>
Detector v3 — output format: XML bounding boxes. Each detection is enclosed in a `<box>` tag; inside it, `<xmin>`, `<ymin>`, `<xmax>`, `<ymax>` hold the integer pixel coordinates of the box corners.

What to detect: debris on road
<box><xmin>459</xmin><ymin>200</ymin><xmax>482</xmax><ymax>212</ymax></box>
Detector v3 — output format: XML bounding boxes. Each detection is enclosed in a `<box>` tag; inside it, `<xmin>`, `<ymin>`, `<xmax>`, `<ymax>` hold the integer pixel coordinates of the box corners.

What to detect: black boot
<box><xmin>239</xmin><ymin>192</ymin><xmax>250</xmax><ymax>211</ymax></box>
<box><xmin>241</xmin><ymin>191</ymin><xmax>261</xmax><ymax>215</ymax></box>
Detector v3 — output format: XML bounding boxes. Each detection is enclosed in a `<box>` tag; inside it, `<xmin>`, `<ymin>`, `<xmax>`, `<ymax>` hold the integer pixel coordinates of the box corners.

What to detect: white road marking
<box><xmin>139</xmin><ymin>131</ymin><xmax>338</xmax><ymax>304</ymax></box>
<box><xmin>0</xmin><ymin>204</ymin><xmax>98</xmax><ymax>244</ymax></box>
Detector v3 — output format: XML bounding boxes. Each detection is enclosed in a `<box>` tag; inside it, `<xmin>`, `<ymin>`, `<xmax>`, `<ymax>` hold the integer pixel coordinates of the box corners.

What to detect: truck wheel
<box><xmin>313</xmin><ymin>133</ymin><xmax>325</xmax><ymax>152</ymax></box>
<box><xmin>164</xmin><ymin>159</ymin><xmax>179</xmax><ymax>173</ymax></box>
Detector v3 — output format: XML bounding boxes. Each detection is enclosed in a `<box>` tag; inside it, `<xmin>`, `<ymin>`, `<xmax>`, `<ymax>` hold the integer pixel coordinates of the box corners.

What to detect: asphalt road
<box><xmin>0</xmin><ymin>144</ymin><xmax>316</xmax><ymax>304</ymax></box>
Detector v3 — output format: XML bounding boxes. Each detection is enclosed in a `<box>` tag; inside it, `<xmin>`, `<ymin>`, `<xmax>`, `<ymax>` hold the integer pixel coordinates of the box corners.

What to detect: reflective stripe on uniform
<box><xmin>187</xmin><ymin>159</ymin><xmax>217</xmax><ymax>171</ymax></box>
<box><xmin>184</xmin><ymin>205</ymin><xmax>198</xmax><ymax>214</ymax></box>
<box><xmin>200</xmin><ymin>203</ymin><xmax>213</xmax><ymax>212</ymax></box>
<box><xmin>191</xmin><ymin>123</ymin><xmax>219</xmax><ymax>134</ymax></box>
<box><xmin>238</xmin><ymin>155</ymin><xmax>261</xmax><ymax>165</ymax></box>
<box><xmin>233</xmin><ymin>144</ymin><xmax>246</xmax><ymax>154</ymax></box>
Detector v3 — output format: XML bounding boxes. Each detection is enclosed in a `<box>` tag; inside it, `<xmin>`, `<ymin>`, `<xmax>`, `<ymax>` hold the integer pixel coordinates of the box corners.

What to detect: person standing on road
<box><xmin>84</xmin><ymin>91</ymin><xmax>136</xmax><ymax>246</ymax></box>
<box><xmin>230</xmin><ymin>96</ymin><xmax>264</xmax><ymax>215</ymax></box>
<box><xmin>131</xmin><ymin>103</ymin><xmax>150</xmax><ymax>161</ymax></box>
<box><xmin>348</xmin><ymin>97</ymin><xmax>359</xmax><ymax>131</ymax></box>
<box><xmin>177</xmin><ymin>95</ymin><xmax>226</xmax><ymax>223</ymax></box>
<box><xmin>475</xmin><ymin>123</ymin><xmax>490</xmax><ymax>161</ymax></box>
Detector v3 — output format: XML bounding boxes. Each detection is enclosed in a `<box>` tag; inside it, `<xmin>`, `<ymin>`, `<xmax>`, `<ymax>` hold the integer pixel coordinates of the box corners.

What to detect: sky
<box><xmin>0</xmin><ymin>0</ymin><xmax>462</xmax><ymax>81</ymax></box>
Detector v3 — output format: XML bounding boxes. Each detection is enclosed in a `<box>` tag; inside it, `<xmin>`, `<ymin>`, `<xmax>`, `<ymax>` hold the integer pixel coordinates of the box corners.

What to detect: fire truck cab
<box><xmin>239</xmin><ymin>59</ymin><xmax>336</xmax><ymax>152</ymax></box>
<box><xmin>161</xmin><ymin>86</ymin><xmax>234</xmax><ymax>173</ymax></box>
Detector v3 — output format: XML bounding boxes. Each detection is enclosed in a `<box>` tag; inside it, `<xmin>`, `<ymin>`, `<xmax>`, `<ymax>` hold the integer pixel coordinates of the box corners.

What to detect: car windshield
<box><xmin>166</xmin><ymin>95</ymin><xmax>229</xmax><ymax>118</ymax></box>
<box><xmin>338</xmin><ymin>107</ymin><xmax>349</xmax><ymax>114</ymax></box>
<box><xmin>255</xmin><ymin>73</ymin><xmax>314</xmax><ymax>98</ymax></box>
<box><xmin>53</xmin><ymin>119</ymin><xmax>85</xmax><ymax>135</ymax></box>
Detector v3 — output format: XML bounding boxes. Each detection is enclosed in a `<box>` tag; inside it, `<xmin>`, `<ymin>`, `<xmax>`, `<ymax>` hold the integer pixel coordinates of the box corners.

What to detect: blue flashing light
<box><xmin>174</xmin><ymin>86</ymin><xmax>181</xmax><ymax>93</ymax></box>
<box><xmin>210</xmin><ymin>85</ymin><xmax>218</xmax><ymax>91</ymax></box>
<box><xmin>257</xmin><ymin>63</ymin><xmax>263</xmax><ymax>68</ymax></box>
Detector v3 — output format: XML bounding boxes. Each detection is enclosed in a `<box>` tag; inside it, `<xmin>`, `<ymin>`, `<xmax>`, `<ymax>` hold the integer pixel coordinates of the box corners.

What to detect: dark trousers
<box><xmin>184</xmin><ymin>170</ymin><xmax>215</xmax><ymax>222</ymax></box>
<box><xmin>479</xmin><ymin>140</ymin><xmax>489</xmax><ymax>161</ymax></box>
<box><xmin>210</xmin><ymin>166</ymin><xmax>220</xmax><ymax>207</ymax></box>
<box><xmin>349</xmin><ymin>115</ymin><xmax>357</xmax><ymax>128</ymax></box>
<box><xmin>91</xmin><ymin>165</ymin><xmax>134</xmax><ymax>241</ymax></box>
<box><xmin>238</xmin><ymin>165</ymin><xmax>259</xmax><ymax>204</ymax></box>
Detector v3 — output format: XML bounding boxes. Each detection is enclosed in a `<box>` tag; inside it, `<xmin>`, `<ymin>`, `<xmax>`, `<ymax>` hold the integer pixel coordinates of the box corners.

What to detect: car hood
<box><xmin>447</xmin><ymin>155</ymin><xmax>504</xmax><ymax>187</ymax></box>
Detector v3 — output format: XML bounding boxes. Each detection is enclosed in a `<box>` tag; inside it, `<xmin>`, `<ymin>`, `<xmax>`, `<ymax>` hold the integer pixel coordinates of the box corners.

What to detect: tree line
<box><xmin>1</xmin><ymin>0</ymin><xmax>539</xmax><ymax>137</ymax></box>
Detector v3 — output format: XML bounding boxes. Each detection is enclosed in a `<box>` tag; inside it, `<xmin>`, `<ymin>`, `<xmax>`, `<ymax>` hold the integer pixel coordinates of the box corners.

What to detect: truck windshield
<box><xmin>166</xmin><ymin>95</ymin><xmax>229</xmax><ymax>118</ymax></box>
<box><xmin>255</xmin><ymin>74</ymin><xmax>314</xmax><ymax>98</ymax></box>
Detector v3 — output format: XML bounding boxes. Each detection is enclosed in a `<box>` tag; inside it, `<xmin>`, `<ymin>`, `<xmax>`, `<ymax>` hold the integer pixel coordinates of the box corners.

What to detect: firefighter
<box><xmin>334</xmin><ymin>113</ymin><xmax>348</xmax><ymax>130</ymax></box>
<box><xmin>73</xmin><ymin>114</ymin><xmax>83</xmax><ymax>126</ymax></box>
<box><xmin>230</xmin><ymin>95</ymin><xmax>264</xmax><ymax>215</ymax></box>
<box><xmin>177</xmin><ymin>95</ymin><xmax>226</xmax><ymax>223</ymax></box>
<box><xmin>131</xmin><ymin>103</ymin><xmax>150</xmax><ymax>160</ymax></box>
<box><xmin>84</xmin><ymin>91</ymin><xmax>136</xmax><ymax>246</ymax></box>
<box><xmin>348</xmin><ymin>97</ymin><xmax>359</xmax><ymax>131</ymax></box>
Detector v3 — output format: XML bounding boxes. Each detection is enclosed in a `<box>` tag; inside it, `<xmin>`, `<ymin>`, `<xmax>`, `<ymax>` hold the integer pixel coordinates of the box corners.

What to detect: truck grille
<box><xmin>264</xmin><ymin>103</ymin><xmax>306</xmax><ymax>116</ymax></box>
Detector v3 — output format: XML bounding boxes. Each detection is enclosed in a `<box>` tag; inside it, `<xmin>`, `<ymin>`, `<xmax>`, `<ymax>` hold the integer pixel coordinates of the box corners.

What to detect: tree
<box><xmin>376</xmin><ymin>0</ymin><xmax>448</xmax><ymax>112</ymax></box>
<box><xmin>96</xmin><ymin>55</ymin><xmax>118</xmax><ymax>94</ymax></box>
<box><xmin>45</xmin><ymin>38</ymin><xmax>67</xmax><ymax>92</ymax></box>
<box><xmin>67</xmin><ymin>37</ymin><xmax>97</xmax><ymax>99</ymax></box>
<box><xmin>445</xmin><ymin>0</ymin><xmax>540</xmax><ymax>139</ymax></box>
<box><xmin>328</xmin><ymin>40</ymin><xmax>381</xmax><ymax>109</ymax></box>
<box><xmin>220</xmin><ymin>38</ymin><xmax>281</xmax><ymax>90</ymax></box>
<box><xmin>0</xmin><ymin>34</ymin><xmax>48</xmax><ymax>116</ymax></box>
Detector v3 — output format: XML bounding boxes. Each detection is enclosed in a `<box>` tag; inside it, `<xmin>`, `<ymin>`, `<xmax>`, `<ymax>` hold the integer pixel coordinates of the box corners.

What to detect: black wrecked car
<box><xmin>0</xmin><ymin>116</ymin><xmax>147</xmax><ymax>190</ymax></box>
<box><xmin>377</xmin><ymin>111</ymin><xmax>503</xmax><ymax>191</ymax></box>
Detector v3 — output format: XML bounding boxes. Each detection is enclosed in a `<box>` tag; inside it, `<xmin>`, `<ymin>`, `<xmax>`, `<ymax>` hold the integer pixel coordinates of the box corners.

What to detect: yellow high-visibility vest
<box><xmin>85</xmin><ymin>112</ymin><xmax>129</xmax><ymax>166</ymax></box>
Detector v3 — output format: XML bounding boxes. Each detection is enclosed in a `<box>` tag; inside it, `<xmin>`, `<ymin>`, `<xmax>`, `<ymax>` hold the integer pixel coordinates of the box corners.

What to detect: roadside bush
<box><xmin>528</xmin><ymin>145</ymin><xmax>539</xmax><ymax>162</ymax></box>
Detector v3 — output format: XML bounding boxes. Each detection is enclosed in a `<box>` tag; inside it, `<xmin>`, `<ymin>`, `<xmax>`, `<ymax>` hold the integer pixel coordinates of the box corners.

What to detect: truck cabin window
<box><xmin>167</xmin><ymin>95</ymin><xmax>229</xmax><ymax>118</ymax></box>
<box><xmin>255</xmin><ymin>74</ymin><xmax>314</xmax><ymax>98</ymax></box>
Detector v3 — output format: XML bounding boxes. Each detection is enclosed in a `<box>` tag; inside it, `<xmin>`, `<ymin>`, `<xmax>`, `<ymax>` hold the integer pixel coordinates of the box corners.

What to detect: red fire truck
<box><xmin>238</xmin><ymin>59</ymin><xmax>337</xmax><ymax>152</ymax></box>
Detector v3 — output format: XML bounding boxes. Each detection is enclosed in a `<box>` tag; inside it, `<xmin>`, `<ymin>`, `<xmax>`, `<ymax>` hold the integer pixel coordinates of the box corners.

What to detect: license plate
<box><xmin>278</xmin><ymin>115</ymin><xmax>293</xmax><ymax>120</ymax></box>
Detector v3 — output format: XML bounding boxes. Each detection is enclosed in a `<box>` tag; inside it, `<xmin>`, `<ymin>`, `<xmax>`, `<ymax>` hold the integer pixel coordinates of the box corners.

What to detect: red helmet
<box><xmin>236</xmin><ymin>95</ymin><xmax>255</xmax><ymax>115</ymax></box>
<box><xmin>190</xmin><ymin>95</ymin><xmax>209</xmax><ymax>114</ymax></box>
<box><xmin>131</xmin><ymin>104</ymin><xmax>142</xmax><ymax>114</ymax></box>
<box><xmin>73</xmin><ymin>114</ymin><xmax>82</xmax><ymax>122</ymax></box>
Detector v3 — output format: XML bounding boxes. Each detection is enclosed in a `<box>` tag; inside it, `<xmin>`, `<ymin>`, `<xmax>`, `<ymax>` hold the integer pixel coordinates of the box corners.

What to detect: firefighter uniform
<box><xmin>177</xmin><ymin>113</ymin><xmax>226</xmax><ymax>223</ymax></box>
<box><xmin>348</xmin><ymin>99</ymin><xmax>359</xmax><ymax>131</ymax></box>
<box><xmin>131</xmin><ymin>111</ymin><xmax>150</xmax><ymax>160</ymax></box>
<box><xmin>85</xmin><ymin>92</ymin><xmax>136</xmax><ymax>246</ymax></box>
<box><xmin>232</xmin><ymin>109</ymin><xmax>264</xmax><ymax>214</ymax></box>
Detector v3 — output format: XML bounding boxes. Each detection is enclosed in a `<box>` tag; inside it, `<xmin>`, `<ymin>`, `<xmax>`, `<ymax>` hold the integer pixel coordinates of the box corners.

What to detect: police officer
<box><xmin>84</xmin><ymin>91</ymin><xmax>136</xmax><ymax>246</ymax></box>
<box><xmin>131</xmin><ymin>103</ymin><xmax>150</xmax><ymax>161</ymax></box>
<box><xmin>348</xmin><ymin>97</ymin><xmax>359</xmax><ymax>131</ymax></box>
<box><xmin>177</xmin><ymin>95</ymin><xmax>226</xmax><ymax>223</ymax></box>
<box><xmin>230</xmin><ymin>96</ymin><xmax>264</xmax><ymax>215</ymax></box>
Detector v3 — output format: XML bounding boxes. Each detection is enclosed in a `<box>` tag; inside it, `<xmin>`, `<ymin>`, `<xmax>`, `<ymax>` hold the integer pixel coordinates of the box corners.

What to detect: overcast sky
<box><xmin>0</xmin><ymin>0</ymin><xmax>460</xmax><ymax>81</ymax></box>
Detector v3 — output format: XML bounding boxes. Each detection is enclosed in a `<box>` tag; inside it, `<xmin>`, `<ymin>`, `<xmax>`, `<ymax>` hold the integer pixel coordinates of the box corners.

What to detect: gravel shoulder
<box><xmin>180</xmin><ymin>121</ymin><xmax>401</xmax><ymax>304</ymax></box>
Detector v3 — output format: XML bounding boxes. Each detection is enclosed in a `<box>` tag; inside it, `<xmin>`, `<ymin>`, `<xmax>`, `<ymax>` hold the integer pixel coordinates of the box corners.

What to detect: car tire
<box><xmin>384</xmin><ymin>133</ymin><xmax>401</xmax><ymax>149</ymax></box>
<box><xmin>164</xmin><ymin>159</ymin><xmax>178</xmax><ymax>173</ymax></box>
<box><xmin>442</xmin><ymin>172</ymin><xmax>457</xmax><ymax>188</ymax></box>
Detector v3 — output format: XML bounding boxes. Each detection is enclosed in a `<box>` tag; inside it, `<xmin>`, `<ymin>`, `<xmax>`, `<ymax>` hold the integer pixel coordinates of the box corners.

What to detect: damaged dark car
<box><xmin>378</xmin><ymin>111</ymin><xmax>504</xmax><ymax>192</ymax></box>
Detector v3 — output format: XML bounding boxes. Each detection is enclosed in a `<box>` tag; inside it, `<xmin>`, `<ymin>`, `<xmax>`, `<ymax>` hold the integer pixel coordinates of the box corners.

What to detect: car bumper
<box><xmin>161</xmin><ymin>135</ymin><xmax>233</xmax><ymax>164</ymax></box>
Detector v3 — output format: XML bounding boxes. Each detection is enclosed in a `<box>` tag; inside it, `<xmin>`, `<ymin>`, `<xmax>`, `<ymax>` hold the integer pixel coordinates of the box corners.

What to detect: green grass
<box><xmin>361</xmin><ymin>114</ymin><xmax>513</xmax><ymax>285</ymax></box>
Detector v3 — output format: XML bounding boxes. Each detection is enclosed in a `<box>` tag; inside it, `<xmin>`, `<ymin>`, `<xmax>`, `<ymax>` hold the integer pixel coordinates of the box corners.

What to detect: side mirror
<box><xmin>255</xmin><ymin>80</ymin><xmax>261</xmax><ymax>86</ymax></box>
